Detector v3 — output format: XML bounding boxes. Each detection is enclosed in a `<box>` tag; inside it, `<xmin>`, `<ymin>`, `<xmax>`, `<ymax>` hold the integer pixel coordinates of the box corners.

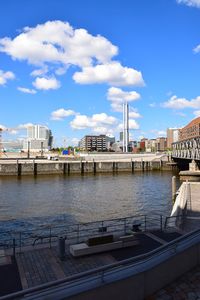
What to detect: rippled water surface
<box><xmin>0</xmin><ymin>171</ymin><xmax>179</xmax><ymax>231</ymax></box>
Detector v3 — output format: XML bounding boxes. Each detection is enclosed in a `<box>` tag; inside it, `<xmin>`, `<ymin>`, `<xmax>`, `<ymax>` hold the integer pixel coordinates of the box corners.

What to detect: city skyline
<box><xmin>1</xmin><ymin>0</ymin><xmax>200</xmax><ymax>146</ymax></box>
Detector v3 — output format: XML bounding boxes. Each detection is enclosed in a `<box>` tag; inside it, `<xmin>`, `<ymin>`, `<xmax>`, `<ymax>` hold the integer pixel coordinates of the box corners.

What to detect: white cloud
<box><xmin>129</xmin><ymin>119</ymin><xmax>140</xmax><ymax>130</ymax></box>
<box><xmin>30</xmin><ymin>66</ymin><xmax>48</xmax><ymax>77</ymax></box>
<box><xmin>17</xmin><ymin>87</ymin><xmax>37</xmax><ymax>94</ymax></box>
<box><xmin>177</xmin><ymin>0</ymin><xmax>200</xmax><ymax>8</ymax></box>
<box><xmin>32</xmin><ymin>76</ymin><xmax>60</xmax><ymax>90</ymax></box>
<box><xmin>70</xmin><ymin>113</ymin><xmax>117</xmax><ymax>131</ymax></box>
<box><xmin>107</xmin><ymin>87</ymin><xmax>140</xmax><ymax>102</ymax></box>
<box><xmin>0</xmin><ymin>20</ymin><xmax>118</xmax><ymax>69</ymax></box>
<box><xmin>51</xmin><ymin>108</ymin><xmax>76</xmax><ymax>120</ymax></box>
<box><xmin>162</xmin><ymin>95</ymin><xmax>200</xmax><ymax>109</ymax></box>
<box><xmin>91</xmin><ymin>113</ymin><xmax>116</xmax><ymax>125</ymax></box>
<box><xmin>73</xmin><ymin>62</ymin><xmax>144</xmax><ymax>86</ymax></box>
<box><xmin>0</xmin><ymin>70</ymin><xmax>15</xmax><ymax>85</ymax></box>
<box><xmin>129</xmin><ymin>110</ymin><xmax>141</xmax><ymax>118</ymax></box>
<box><xmin>107</xmin><ymin>86</ymin><xmax>141</xmax><ymax>113</ymax></box>
<box><xmin>70</xmin><ymin>115</ymin><xmax>96</xmax><ymax>129</ymax></box>
<box><xmin>0</xmin><ymin>20</ymin><xmax>145</xmax><ymax>88</ymax></box>
<box><xmin>118</xmin><ymin>119</ymin><xmax>139</xmax><ymax>131</ymax></box>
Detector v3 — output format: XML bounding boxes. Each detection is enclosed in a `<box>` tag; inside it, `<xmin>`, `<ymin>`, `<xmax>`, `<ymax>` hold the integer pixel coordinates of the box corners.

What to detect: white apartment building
<box><xmin>23</xmin><ymin>125</ymin><xmax>53</xmax><ymax>152</ymax></box>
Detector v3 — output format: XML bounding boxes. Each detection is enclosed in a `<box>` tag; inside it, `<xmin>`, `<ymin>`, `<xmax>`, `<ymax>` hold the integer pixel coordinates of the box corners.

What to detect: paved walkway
<box><xmin>150</xmin><ymin>265</ymin><xmax>200</xmax><ymax>300</ymax></box>
<box><xmin>16</xmin><ymin>246</ymin><xmax>115</xmax><ymax>289</ymax></box>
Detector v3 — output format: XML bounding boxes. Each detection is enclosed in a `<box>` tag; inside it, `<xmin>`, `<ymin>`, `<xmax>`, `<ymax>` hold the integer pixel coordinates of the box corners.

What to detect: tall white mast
<box><xmin>123</xmin><ymin>102</ymin><xmax>129</xmax><ymax>152</ymax></box>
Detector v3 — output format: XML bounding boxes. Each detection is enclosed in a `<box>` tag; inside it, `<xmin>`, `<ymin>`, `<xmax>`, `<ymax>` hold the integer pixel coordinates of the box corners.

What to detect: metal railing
<box><xmin>0</xmin><ymin>214</ymin><xmax>167</xmax><ymax>255</ymax></box>
<box><xmin>1</xmin><ymin>226</ymin><xmax>200</xmax><ymax>300</ymax></box>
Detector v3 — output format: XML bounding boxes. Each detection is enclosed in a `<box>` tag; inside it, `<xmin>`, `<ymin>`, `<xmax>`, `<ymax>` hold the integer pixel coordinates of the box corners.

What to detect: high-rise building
<box><xmin>167</xmin><ymin>128</ymin><xmax>179</xmax><ymax>149</ymax></box>
<box><xmin>27</xmin><ymin>125</ymin><xmax>50</xmax><ymax>140</ymax></box>
<box><xmin>23</xmin><ymin>125</ymin><xmax>53</xmax><ymax>152</ymax></box>
<box><xmin>80</xmin><ymin>135</ymin><xmax>106</xmax><ymax>152</ymax></box>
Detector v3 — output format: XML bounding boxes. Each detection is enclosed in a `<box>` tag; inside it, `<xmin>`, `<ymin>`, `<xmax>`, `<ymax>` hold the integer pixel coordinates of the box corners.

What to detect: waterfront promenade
<box><xmin>0</xmin><ymin>224</ymin><xmax>183</xmax><ymax>299</ymax></box>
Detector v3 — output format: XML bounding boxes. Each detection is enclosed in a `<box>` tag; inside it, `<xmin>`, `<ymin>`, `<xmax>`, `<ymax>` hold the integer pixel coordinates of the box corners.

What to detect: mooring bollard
<box><xmin>172</xmin><ymin>176</ymin><xmax>176</xmax><ymax>202</ymax></box>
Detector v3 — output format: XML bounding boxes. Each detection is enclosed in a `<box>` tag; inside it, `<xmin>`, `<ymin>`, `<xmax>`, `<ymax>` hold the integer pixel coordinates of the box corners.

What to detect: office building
<box><xmin>80</xmin><ymin>135</ymin><xmax>107</xmax><ymax>152</ymax></box>
<box><xmin>23</xmin><ymin>125</ymin><xmax>53</xmax><ymax>152</ymax></box>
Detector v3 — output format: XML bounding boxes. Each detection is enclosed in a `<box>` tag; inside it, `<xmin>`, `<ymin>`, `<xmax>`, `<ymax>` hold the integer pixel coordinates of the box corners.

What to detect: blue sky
<box><xmin>1</xmin><ymin>0</ymin><xmax>200</xmax><ymax>146</ymax></box>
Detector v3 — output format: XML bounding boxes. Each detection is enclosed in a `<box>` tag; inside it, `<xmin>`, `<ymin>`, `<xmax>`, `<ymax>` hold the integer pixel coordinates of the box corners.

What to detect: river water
<box><xmin>0</xmin><ymin>170</ymin><xmax>179</xmax><ymax>232</ymax></box>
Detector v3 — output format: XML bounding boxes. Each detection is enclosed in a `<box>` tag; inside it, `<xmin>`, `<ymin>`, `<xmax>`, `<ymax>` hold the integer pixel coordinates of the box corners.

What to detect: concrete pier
<box><xmin>0</xmin><ymin>159</ymin><xmax>176</xmax><ymax>176</ymax></box>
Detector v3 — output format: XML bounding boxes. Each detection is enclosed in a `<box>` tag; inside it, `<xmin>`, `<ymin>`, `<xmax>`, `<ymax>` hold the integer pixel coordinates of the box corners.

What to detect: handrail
<box><xmin>1</xmin><ymin>214</ymin><xmax>163</xmax><ymax>251</ymax></box>
<box><xmin>1</xmin><ymin>228</ymin><xmax>200</xmax><ymax>300</ymax></box>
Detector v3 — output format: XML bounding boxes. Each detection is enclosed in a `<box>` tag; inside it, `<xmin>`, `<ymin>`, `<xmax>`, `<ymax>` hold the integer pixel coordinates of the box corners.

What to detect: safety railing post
<box><xmin>49</xmin><ymin>226</ymin><xmax>52</xmax><ymax>248</ymax></box>
<box><xmin>160</xmin><ymin>215</ymin><xmax>163</xmax><ymax>231</ymax></box>
<box><xmin>19</xmin><ymin>232</ymin><xmax>22</xmax><ymax>253</ymax></box>
<box><xmin>13</xmin><ymin>238</ymin><xmax>16</xmax><ymax>258</ymax></box>
<box><xmin>124</xmin><ymin>218</ymin><xmax>126</xmax><ymax>235</ymax></box>
<box><xmin>144</xmin><ymin>215</ymin><xmax>147</xmax><ymax>231</ymax></box>
<box><xmin>77</xmin><ymin>224</ymin><xmax>80</xmax><ymax>243</ymax></box>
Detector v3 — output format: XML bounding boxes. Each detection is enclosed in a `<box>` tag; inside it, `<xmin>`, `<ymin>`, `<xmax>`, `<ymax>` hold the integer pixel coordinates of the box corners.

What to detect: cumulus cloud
<box><xmin>70</xmin><ymin>113</ymin><xmax>117</xmax><ymax>131</ymax></box>
<box><xmin>0</xmin><ymin>20</ymin><xmax>144</xmax><ymax>88</ymax></box>
<box><xmin>30</xmin><ymin>66</ymin><xmax>48</xmax><ymax>77</ymax></box>
<box><xmin>0</xmin><ymin>70</ymin><xmax>15</xmax><ymax>85</ymax></box>
<box><xmin>51</xmin><ymin>108</ymin><xmax>76</xmax><ymax>120</ymax></box>
<box><xmin>118</xmin><ymin>119</ymin><xmax>139</xmax><ymax>131</ymax></box>
<box><xmin>107</xmin><ymin>87</ymin><xmax>141</xmax><ymax>102</ymax></box>
<box><xmin>73</xmin><ymin>62</ymin><xmax>144</xmax><ymax>86</ymax></box>
<box><xmin>70</xmin><ymin>115</ymin><xmax>96</xmax><ymax>129</ymax></box>
<box><xmin>0</xmin><ymin>20</ymin><xmax>117</xmax><ymax>68</ymax></box>
<box><xmin>177</xmin><ymin>0</ymin><xmax>200</xmax><ymax>8</ymax></box>
<box><xmin>17</xmin><ymin>87</ymin><xmax>37</xmax><ymax>94</ymax></box>
<box><xmin>162</xmin><ymin>95</ymin><xmax>200</xmax><ymax>109</ymax></box>
<box><xmin>107</xmin><ymin>86</ymin><xmax>141</xmax><ymax>113</ymax></box>
<box><xmin>129</xmin><ymin>110</ymin><xmax>141</xmax><ymax>118</ymax></box>
<box><xmin>32</xmin><ymin>76</ymin><xmax>60</xmax><ymax>90</ymax></box>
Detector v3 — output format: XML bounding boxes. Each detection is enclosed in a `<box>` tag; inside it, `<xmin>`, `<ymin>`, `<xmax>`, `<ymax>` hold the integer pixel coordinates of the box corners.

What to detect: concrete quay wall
<box><xmin>0</xmin><ymin>160</ymin><xmax>176</xmax><ymax>176</ymax></box>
